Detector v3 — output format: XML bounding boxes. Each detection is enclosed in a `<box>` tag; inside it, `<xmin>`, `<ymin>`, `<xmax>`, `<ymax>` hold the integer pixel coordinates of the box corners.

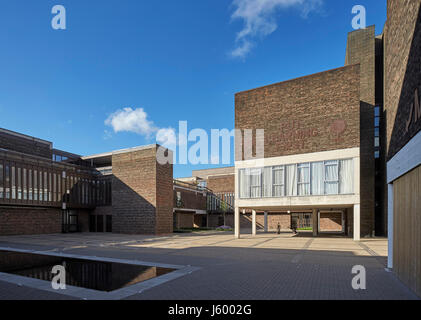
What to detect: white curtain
<box><xmin>263</xmin><ymin>167</ymin><xmax>272</xmax><ymax>198</ymax></box>
<box><xmin>311</xmin><ymin>162</ymin><xmax>324</xmax><ymax>195</ymax></box>
<box><xmin>340</xmin><ymin>159</ymin><xmax>354</xmax><ymax>194</ymax></box>
<box><xmin>239</xmin><ymin>169</ymin><xmax>250</xmax><ymax>199</ymax></box>
<box><xmin>286</xmin><ymin>165</ymin><xmax>297</xmax><ymax>196</ymax></box>
<box><xmin>325</xmin><ymin>161</ymin><xmax>339</xmax><ymax>195</ymax></box>
<box><xmin>250</xmin><ymin>168</ymin><xmax>262</xmax><ymax>198</ymax></box>
<box><xmin>272</xmin><ymin>166</ymin><xmax>284</xmax><ymax>197</ymax></box>
<box><xmin>298</xmin><ymin>164</ymin><xmax>310</xmax><ymax>195</ymax></box>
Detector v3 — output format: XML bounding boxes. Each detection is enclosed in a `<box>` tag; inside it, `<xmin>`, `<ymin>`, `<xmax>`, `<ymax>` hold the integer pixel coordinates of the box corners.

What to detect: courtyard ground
<box><xmin>0</xmin><ymin>231</ymin><xmax>418</xmax><ymax>300</ymax></box>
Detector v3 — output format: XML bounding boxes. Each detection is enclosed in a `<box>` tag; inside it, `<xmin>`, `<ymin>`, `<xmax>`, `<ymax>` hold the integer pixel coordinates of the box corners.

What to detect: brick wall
<box><xmin>0</xmin><ymin>207</ymin><xmax>61</xmax><ymax>235</ymax></box>
<box><xmin>235</xmin><ymin>65</ymin><xmax>361</xmax><ymax>160</ymax></box>
<box><xmin>207</xmin><ymin>175</ymin><xmax>235</xmax><ymax>194</ymax></box>
<box><xmin>174</xmin><ymin>187</ymin><xmax>207</xmax><ymax>211</ymax></box>
<box><xmin>155</xmin><ymin>160</ymin><xmax>174</xmax><ymax>234</ymax></box>
<box><xmin>175</xmin><ymin>212</ymin><xmax>194</xmax><ymax>229</ymax></box>
<box><xmin>224</xmin><ymin>213</ymin><xmax>291</xmax><ymax>230</ymax></box>
<box><xmin>384</xmin><ymin>0</ymin><xmax>421</xmax><ymax>159</ymax></box>
<box><xmin>112</xmin><ymin>146</ymin><xmax>173</xmax><ymax>235</ymax></box>
<box><xmin>319</xmin><ymin>212</ymin><xmax>343</xmax><ymax>232</ymax></box>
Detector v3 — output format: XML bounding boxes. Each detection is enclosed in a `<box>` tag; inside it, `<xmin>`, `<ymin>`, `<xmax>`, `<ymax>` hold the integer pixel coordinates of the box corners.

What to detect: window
<box><xmin>39</xmin><ymin>171</ymin><xmax>43</xmax><ymax>201</ymax></box>
<box><xmin>239</xmin><ymin>169</ymin><xmax>251</xmax><ymax>199</ymax></box>
<box><xmin>28</xmin><ymin>169</ymin><xmax>33</xmax><ymax>201</ymax></box>
<box><xmin>0</xmin><ymin>163</ymin><xmax>3</xmax><ymax>199</ymax></box>
<box><xmin>198</xmin><ymin>181</ymin><xmax>207</xmax><ymax>189</ymax></box>
<box><xmin>34</xmin><ymin>170</ymin><xmax>38</xmax><ymax>201</ymax></box>
<box><xmin>23</xmin><ymin>168</ymin><xmax>27</xmax><ymax>200</ymax></box>
<box><xmin>324</xmin><ymin>160</ymin><xmax>339</xmax><ymax>195</ymax></box>
<box><xmin>11</xmin><ymin>166</ymin><xmax>16</xmax><ymax>200</ymax></box>
<box><xmin>238</xmin><ymin>158</ymin><xmax>354</xmax><ymax>199</ymax></box>
<box><xmin>17</xmin><ymin>168</ymin><xmax>22</xmax><ymax>200</ymax></box>
<box><xmin>374</xmin><ymin>106</ymin><xmax>381</xmax><ymax>159</ymax></box>
<box><xmin>4</xmin><ymin>165</ymin><xmax>10</xmax><ymax>199</ymax></box>
<box><xmin>297</xmin><ymin>163</ymin><xmax>310</xmax><ymax>196</ymax></box>
<box><xmin>44</xmin><ymin>172</ymin><xmax>48</xmax><ymax>201</ymax></box>
<box><xmin>311</xmin><ymin>162</ymin><xmax>324</xmax><ymax>195</ymax></box>
<box><xmin>272</xmin><ymin>166</ymin><xmax>285</xmax><ymax>197</ymax></box>
<box><xmin>263</xmin><ymin>167</ymin><xmax>273</xmax><ymax>197</ymax></box>
<box><xmin>250</xmin><ymin>169</ymin><xmax>262</xmax><ymax>198</ymax></box>
<box><xmin>286</xmin><ymin>165</ymin><xmax>297</xmax><ymax>196</ymax></box>
<box><xmin>339</xmin><ymin>159</ymin><xmax>354</xmax><ymax>194</ymax></box>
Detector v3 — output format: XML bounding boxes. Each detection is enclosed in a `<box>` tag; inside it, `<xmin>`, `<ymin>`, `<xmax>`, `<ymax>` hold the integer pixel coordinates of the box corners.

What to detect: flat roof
<box><xmin>82</xmin><ymin>144</ymin><xmax>170</xmax><ymax>167</ymax></box>
<box><xmin>0</xmin><ymin>128</ymin><xmax>52</xmax><ymax>148</ymax></box>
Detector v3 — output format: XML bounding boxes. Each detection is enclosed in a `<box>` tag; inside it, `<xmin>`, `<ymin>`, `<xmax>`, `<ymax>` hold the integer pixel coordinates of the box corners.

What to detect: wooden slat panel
<box><xmin>393</xmin><ymin>164</ymin><xmax>421</xmax><ymax>296</ymax></box>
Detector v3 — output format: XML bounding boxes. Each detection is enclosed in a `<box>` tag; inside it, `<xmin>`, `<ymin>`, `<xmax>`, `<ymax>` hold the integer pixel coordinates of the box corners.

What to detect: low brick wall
<box><xmin>223</xmin><ymin>213</ymin><xmax>291</xmax><ymax>230</ymax></box>
<box><xmin>0</xmin><ymin>207</ymin><xmax>61</xmax><ymax>235</ymax></box>
<box><xmin>175</xmin><ymin>212</ymin><xmax>194</xmax><ymax>229</ymax></box>
<box><xmin>319</xmin><ymin>212</ymin><xmax>343</xmax><ymax>232</ymax></box>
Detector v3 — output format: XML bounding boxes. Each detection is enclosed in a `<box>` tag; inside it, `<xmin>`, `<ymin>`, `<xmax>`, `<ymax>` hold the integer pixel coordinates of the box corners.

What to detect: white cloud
<box><xmin>105</xmin><ymin>107</ymin><xmax>157</xmax><ymax>137</ymax></box>
<box><xmin>105</xmin><ymin>107</ymin><xmax>184</xmax><ymax>149</ymax></box>
<box><xmin>230</xmin><ymin>0</ymin><xmax>323</xmax><ymax>59</ymax></box>
<box><xmin>156</xmin><ymin>127</ymin><xmax>177</xmax><ymax>148</ymax></box>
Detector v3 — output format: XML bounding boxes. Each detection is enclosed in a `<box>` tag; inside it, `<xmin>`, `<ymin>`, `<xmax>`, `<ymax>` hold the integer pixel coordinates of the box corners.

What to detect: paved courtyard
<box><xmin>0</xmin><ymin>231</ymin><xmax>418</xmax><ymax>300</ymax></box>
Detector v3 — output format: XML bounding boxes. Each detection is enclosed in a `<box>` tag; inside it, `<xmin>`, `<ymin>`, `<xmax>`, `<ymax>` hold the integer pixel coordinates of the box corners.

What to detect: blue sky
<box><xmin>0</xmin><ymin>0</ymin><xmax>386</xmax><ymax>178</ymax></box>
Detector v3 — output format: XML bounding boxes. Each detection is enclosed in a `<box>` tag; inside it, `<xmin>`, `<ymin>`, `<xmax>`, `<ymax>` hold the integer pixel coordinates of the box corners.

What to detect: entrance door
<box><xmin>62</xmin><ymin>210</ymin><xmax>79</xmax><ymax>233</ymax></box>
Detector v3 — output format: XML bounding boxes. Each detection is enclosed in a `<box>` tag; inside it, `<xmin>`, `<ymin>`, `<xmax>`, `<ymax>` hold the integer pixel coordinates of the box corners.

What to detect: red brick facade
<box><xmin>112</xmin><ymin>146</ymin><xmax>173</xmax><ymax>235</ymax></box>
<box><xmin>235</xmin><ymin>65</ymin><xmax>361</xmax><ymax>161</ymax></box>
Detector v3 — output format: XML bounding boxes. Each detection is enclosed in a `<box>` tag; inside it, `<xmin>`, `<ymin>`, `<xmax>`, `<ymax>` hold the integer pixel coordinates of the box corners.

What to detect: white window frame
<box><xmin>272</xmin><ymin>166</ymin><xmax>285</xmax><ymax>197</ymax></box>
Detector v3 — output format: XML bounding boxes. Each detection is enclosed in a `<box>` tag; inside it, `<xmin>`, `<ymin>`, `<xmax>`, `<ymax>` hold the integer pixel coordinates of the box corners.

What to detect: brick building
<box><xmin>175</xmin><ymin>167</ymin><xmax>235</xmax><ymax>228</ymax></box>
<box><xmin>234</xmin><ymin>24</ymin><xmax>385</xmax><ymax>240</ymax></box>
<box><xmin>384</xmin><ymin>0</ymin><xmax>421</xmax><ymax>298</ymax></box>
<box><xmin>0</xmin><ymin>128</ymin><xmax>174</xmax><ymax>235</ymax></box>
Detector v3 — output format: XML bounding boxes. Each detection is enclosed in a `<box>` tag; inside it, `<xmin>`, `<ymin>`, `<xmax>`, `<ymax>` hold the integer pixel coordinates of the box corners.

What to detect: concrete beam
<box><xmin>353</xmin><ymin>204</ymin><xmax>360</xmax><ymax>241</ymax></box>
<box><xmin>235</xmin><ymin>207</ymin><xmax>240</xmax><ymax>239</ymax></box>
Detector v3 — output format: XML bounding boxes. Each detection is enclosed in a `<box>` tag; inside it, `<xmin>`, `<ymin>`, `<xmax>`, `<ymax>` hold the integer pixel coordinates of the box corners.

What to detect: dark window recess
<box><xmin>96</xmin><ymin>215</ymin><xmax>104</xmax><ymax>233</ymax></box>
<box><xmin>89</xmin><ymin>215</ymin><xmax>97</xmax><ymax>232</ymax></box>
<box><xmin>106</xmin><ymin>215</ymin><xmax>112</xmax><ymax>233</ymax></box>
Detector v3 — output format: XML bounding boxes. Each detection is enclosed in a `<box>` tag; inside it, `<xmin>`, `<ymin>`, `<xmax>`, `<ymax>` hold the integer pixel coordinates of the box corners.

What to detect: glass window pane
<box><xmin>286</xmin><ymin>165</ymin><xmax>297</xmax><ymax>196</ymax></box>
<box><xmin>263</xmin><ymin>167</ymin><xmax>272</xmax><ymax>198</ymax></box>
<box><xmin>5</xmin><ymin>165</ymin><xmax>10</xmax><ymax>199</ymax></box>
<box><xmin>23</xmin><ymin>168</ymin><xmax>27</xmax><ymax>200</ymax></box>
<box><xmin>11</xmin><ymin>166</ymin><xmax>16</xmax><ymax>199</ymax></box>
<box><xmin>250</xmin><ymin>168</ymin><xmax>262</xmax><ymax>198</ymax></box>
<box><xmin>340</xmin><ymin>159</ymin><xmax>354</xmax><ymax>194</ymax></box>
<box><xmin>272</xmin><ymin>166</ymin><xmax>285</xmax><ymax>197</ymax></box>
<box><xmin>239</xmin><ymin>169</ymin><xmax>250</xmax><ymax>199</ymax></box>
<box><xmin>311</xmin><ymin>162</ymin><xmax>324</xmax><ymax>195</ymax></box>
<box><xmin>34</xmin><ymin>170</ymin><xmax>38</xmax><ymax>201</ymax></box>
<box><xmin>298</xmin><ymin>164</ymin><xmax>310</xmax><ymax>196</ymax></box>
<box><xmin>28</xmin><ymin>169</ymin><xmax>33</xmax><ymax>201</ymax></box>
<box><xmin>325</xmin><ymin>161</ymin><xmax>339</xmax><ymax>195</ymax></box>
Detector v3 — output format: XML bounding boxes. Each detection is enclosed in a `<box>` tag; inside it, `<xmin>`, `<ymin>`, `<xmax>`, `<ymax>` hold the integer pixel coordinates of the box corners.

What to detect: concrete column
<box><xmin>264</xmin><ymin>212</ymin><xmax>268</xmax><ymax>233</ymax></box>
<box><xmin>252</xmin><ymin>210</ymin><xmax>257</xmax><ymax>236</ymax></box>
<box><xmin>388</xmin><ymin>183</ymin><xmax>394</xmax><ymax>269</ymax></box>
<box><xmin>353</xmin><ymin>204</ymin><xmax>360</xmax><ymax>241</ymax></box>
<box><xmin>312</xmin><ymin>209</ymin><xmax>318</xmax><ymax>237</ymax></box>
<box><xmin>235</xmin><ymin>207</ymin><xmax>240</xmax><ymax>239</ymax></box>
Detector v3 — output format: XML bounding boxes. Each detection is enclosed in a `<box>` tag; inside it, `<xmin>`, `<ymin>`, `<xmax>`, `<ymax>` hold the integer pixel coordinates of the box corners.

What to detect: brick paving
<box><xmin>0</xmin><ymin>231</ymin><xmax>418</xmax><ymax>300</ymax></box>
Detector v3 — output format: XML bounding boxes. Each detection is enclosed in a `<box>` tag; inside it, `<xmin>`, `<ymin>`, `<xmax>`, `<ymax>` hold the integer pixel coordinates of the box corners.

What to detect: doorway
<box><xmin>62</xmin><ymin>210</ymin><xmax>79</xmax><ymax>233</ymax></box>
